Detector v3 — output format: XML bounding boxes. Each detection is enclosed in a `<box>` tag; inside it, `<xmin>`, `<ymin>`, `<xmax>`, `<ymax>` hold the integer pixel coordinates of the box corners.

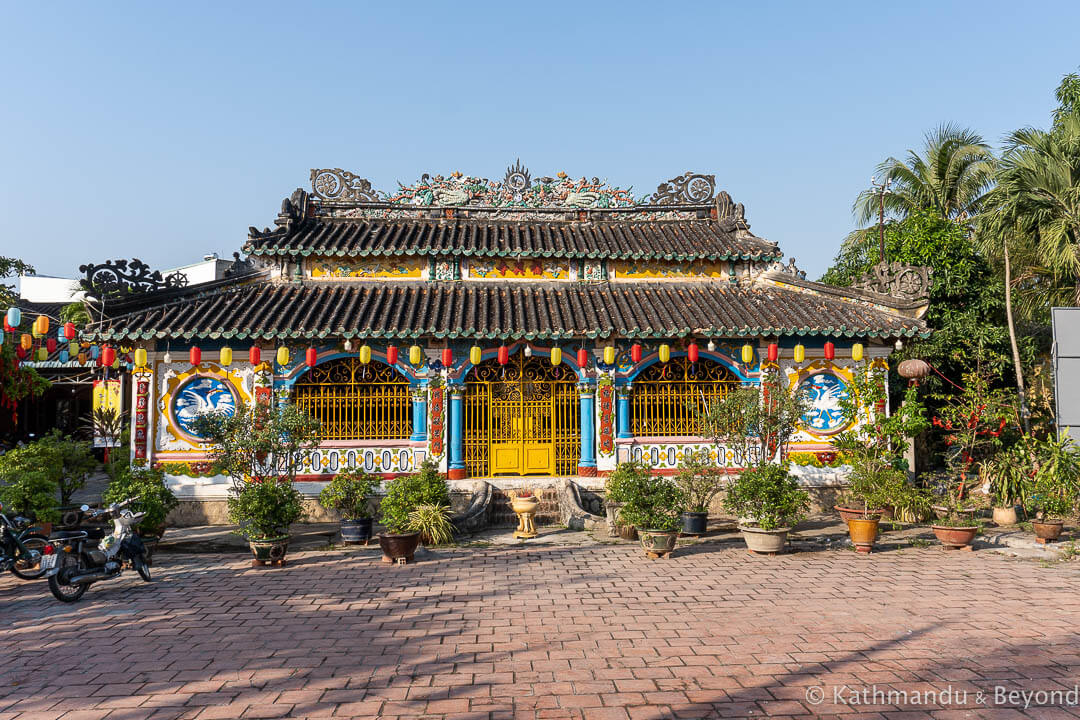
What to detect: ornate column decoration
<box><xmin>578</xmin><ymin>383</ymin><xmax>597</xmax><ymax>476</ymax></box>
<box><xmin>133</xmin><ymin>370</ymin><xmax>151</xmax><ymax>462</ymax></box>
<box><xmin>410</xmin><ymin>385</ymin><xmax>428</xmax><ymax>442</ymax></box>
<box><xmin>448</xmin><ymin>385</ymin><xmax>467</xmax><ymax>480</ymax></box>
<box><xmin>616</xmin><ymin>385</ymin><xmax>633</xmax><ymax>439</ymax></box>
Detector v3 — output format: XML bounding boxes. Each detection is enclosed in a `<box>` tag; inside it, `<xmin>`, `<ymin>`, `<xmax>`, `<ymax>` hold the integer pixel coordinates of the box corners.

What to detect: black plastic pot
<box><xmin>341</xmin><ymin>517</ymin><xmax>374</xmax><ymax>544</ymax></box>
<box><xmin>681</xmin><ymin>511</ymin><xmax>708</xmax><ymax>535</ymax></box>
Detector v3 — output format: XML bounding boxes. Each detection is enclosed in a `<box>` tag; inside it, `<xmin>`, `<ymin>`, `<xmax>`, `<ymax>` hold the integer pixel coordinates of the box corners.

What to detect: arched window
<box><xmin>293</xmin><ymin>358</ymin><xmax>410</xmax><ymax>440</ymax></box>
<box><xmin>631</xmin><ymin>356</ymin><xmax>738</xmax><ymax>436</ymax></box>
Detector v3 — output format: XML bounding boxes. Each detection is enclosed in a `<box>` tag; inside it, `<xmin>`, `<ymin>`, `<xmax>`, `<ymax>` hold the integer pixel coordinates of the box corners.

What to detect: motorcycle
<box><xmin>42</xmin><ymin>498</ymin><xmax>152</xmax><ymax>602</ymax></box>
<box><xmin>0</xmin><ymin>504</ymin><xmax>51</xmax><ymax>580</ymax></box>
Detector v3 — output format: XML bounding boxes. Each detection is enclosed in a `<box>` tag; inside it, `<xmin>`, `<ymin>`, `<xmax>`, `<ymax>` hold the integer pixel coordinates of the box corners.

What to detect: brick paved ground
<box><xmin>3</xmin><ymin>545</ymin><xmax>1080</xmax><ymax>719</ymax></box>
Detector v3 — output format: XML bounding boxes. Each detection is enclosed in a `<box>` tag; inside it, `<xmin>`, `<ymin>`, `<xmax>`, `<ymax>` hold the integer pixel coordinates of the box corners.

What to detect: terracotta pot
<box><xmin>379</xmin><ymin>532</ymin><xmax>421</xmax><ymax>563</ymax></box>
<box><xmin>931</xmin><ymin>525</ymin><xmax>978</xmax><ymax>550</ymax></box>
<box><xmin>1032</xmin><ymin>519</ymin><xmax>1064</xmax><ymax>543</ymax></box>
<box><xmin>680</xmin><ymin>511</ymin><xmax>708</xmax><ymax>536</ymax></box>
<box><xmin>992</xmin><ymin>506</ymin><xmax>1018</xmax><ymax>526</ymax></box>
<box><xmin>638</xmin><ymin>529</ymin><xmax>678</xmax><ymax>558</ymax></box>
<box><xmin>835</xmin><ymin>505</ymin><xmax>883</xmax><ymax>523</ymax></box>
<box><xmin>738</xmin><ymin>525</ymin><xmax>790</xmax><ymax>554</ymax></box>
<box><xmin>341</xmin><ymin>518</ymin><xmax>373</xmax><ymax>544</ymax></box>
<box><xmin>847</xmin><ymin>517</ymin><xmax>879</xmax><ymax>554</ymax></box>
<box><xmin>249</xmin><ymin>535</ymin><xmax>290</xmax><ymax>566</ymax></box>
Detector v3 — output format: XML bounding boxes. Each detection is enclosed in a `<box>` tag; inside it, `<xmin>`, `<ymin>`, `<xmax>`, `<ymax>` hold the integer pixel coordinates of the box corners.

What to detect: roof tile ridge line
<box><xmin>759</xmin><ymin>274</ymin><xmax>929</xmax><ymax>323</ymax></box>
<box><xmin>90</xmin><ymin>274</ymin><xmax>268</xmax><ymax>329</ymax></box>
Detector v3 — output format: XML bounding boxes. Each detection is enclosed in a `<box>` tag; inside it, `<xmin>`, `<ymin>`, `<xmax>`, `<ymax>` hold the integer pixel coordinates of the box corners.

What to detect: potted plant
<box><xmin>698</xmin><ymin>366</ymin><xmax>810</xmax><ymax>554</ymax></box>
<box><xmin>985</xmin><ymin>443</ymin><xmax>1032</xmax><ymax>526</ymax></box>
<box><xmin>378</xmin><ymin>460</ymin><xmax>450</xmax><ymax>563</ymax></box>
<box><xmin>191</xmin><ymin>400</ymin><xmax>321</xmax><ymax>566</ymax></box>
<box><xmin>931</xmin><ymin>501</ymin><xmax>981</xmax><ymax>550</ymax></box>
<box><xmin>604</xmin><ymin>460</ymin><xmax>652</xmax><ymax>540</ymax></box>
<box><xmin>406</xmin><ymin>504</ymin><xmax>455</xmax><ymax>546</ymax></box>
<box><xmin>319</xmin><ymin>467</ymin><xmax>379</xmax><ymax>544</ymax></box>
<box><xmin>1026</xmin><ymin>434</ymin><xmax>1080</xmax><ymax>543</ymax></box>
<box><xmin>612</xmin><ymin>466</ymin><xmax>683</xmax><ymax>558</ymax></box>
<box><xmin>509</xmin><ymin>489</ymin><xmax>540</xmax><ymax>539</ymax></box>
<box><xmin>102</xmin><ymin>463</ymin><xmax>179</xmax><ymax>561</ymax></box>
<box><xmin>673</xmin><ymin>450</ymin><xmax>726</xmax><ymax>535</ymax></box>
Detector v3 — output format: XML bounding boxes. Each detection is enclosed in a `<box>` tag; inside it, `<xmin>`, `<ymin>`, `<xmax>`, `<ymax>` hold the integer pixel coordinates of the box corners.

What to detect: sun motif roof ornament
<box><xmin>852</xmin><ymin>261</ymin><xmax>932</xmax><ymax>302</ymax></box>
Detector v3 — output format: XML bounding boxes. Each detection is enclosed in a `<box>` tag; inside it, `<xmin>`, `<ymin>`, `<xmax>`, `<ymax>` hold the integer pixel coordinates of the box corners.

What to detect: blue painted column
<box><xmin>578</xmin><ymin>384</ymin><xmax>597</xmax><ymax>475</ymax></box>
<box><xmin>448</xmin><ymin>386</ymin><xmax>466</xmax><ymax>479</ymax></box>
<box><xmin>410</xmin><ymin>386</ymin><xmax>428</xmax><ymax>442</ymax></box>
<box><xmin>616</xmin><ymin>386</ymin><xmax>632</xmax><ymax>439</ymax></box>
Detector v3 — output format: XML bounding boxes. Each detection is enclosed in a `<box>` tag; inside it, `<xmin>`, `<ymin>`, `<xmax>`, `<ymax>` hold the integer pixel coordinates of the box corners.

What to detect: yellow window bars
<box><xmin>293</xmin><ymin>357</ymin><xmax>411</xmax><ymax>440</ymax></box>
<box><xmin>630</xmin><ymin>356</ymin><xmax>739</xmax><ymax>436</ymax></box>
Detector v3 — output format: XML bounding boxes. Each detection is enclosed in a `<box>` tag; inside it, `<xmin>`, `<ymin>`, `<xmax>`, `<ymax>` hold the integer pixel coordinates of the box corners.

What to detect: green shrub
<box><xmin>0</xmin><ymin>441</ymin><xmax>61</xmax><ymax>522</ymax></box>
<box><xmin>227</xmin><ymin>480</ymin><xmax>306</xmax><ymax>540</ymax></box>
<box><xmin>102</xmin><ymin>465</ymin><xmax>179</xmax><ymax>534</ymax></box>
<box><xmin>609</xmin><ymin>461</ymin><xmax>682</xmax><ymax>531</ymax></box>
<box><xmin>319</xmin><ymin>467</ymin><xmax>380</xmax><ymax>520</ymax></box>
<box><xmin>380</xmin><ymin>460</ymin><xmax>450</xmax><ymax>534</ymax></box>
<box><xmin>674</xmin><ymin>450</ymin><xmax>727</xmax><ymax>512</ymax></box>
<box><xmin>1027</xmin><ymin>433</ymin><xmax>1080</xmax><ymax>520</ymax></box>
<box><xmin>724</xmin><ymin>464</ymin><xmax>808</xmax><ymax>531</ymax></box>
<box><xmin>604</xmin><ymin>459</ymin><xmax>652</xmax><ymax>505</ymax></box>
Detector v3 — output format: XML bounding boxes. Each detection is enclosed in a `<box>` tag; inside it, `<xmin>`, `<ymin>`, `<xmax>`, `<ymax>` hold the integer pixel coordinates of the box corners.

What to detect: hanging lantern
<box><xmin>441</xmin><ymin>348</ymin><xmax>453</xmax><ymax>367</ymax></box>
<box><xmin>20</xmin><ymin>334</ymin><xmax>31</xmax><ymax>350</ymax></box>
<box><xmin>824</xmin><ymin>341</ymin><xmax>835</xmax><ymax>361</ymax></box>
<box><xmin>852</xmin><ymin>343</ymin><xmax>864</xmax><ymax>362</ymax></box>
<box><xmin>577</xmin><ymin>347</ymin><xmax>589</xmax><ymax>368</ymax></box>
<box><xmin>603</xmin><ymin>346</ymin><xmax>616</xmax><ymax>366</ymax></box>
<box><xmin>741</xmin><ymin>344</ymin><xmax>754</xmax><ymax>364</ymax></box>
<box><xmin>0</xmin><ymin>332</ymin><xmax>4</xmax><ymax>346</ymax></box>
<box><xmin>77</xmin><ymin>352</ymin><xmax>87</xmax><ymax>365</ymax></box>
<box><xmin>707</xmin><ymin>339</ymin><xmax>716</xmax><ymax>352</ymax></box>
<box><xmin>550</xmin><ymin>346</ymin><xmax>562</xmax><ymax>366</ymax></box>
<box><xmin>134</xmin><ymin>348</ymin><xmax>147</xmax><ymax>367</ymax></box>
<box><xmin>36</xmin><ymin>347</ymin><xmax>47</xmax><ymax>361</ymax></box>
<box><xmin>658</xmin><ymin>344</ymin><xmax>670</xmax><ymax>363</ymax></box>
<box><xmin>64</xmin><ymin>322</ymin><xmax>76</xmax><ymax>340</ymax></box>
<box><xmin>386</xmin><ymin>345</ymin><xmax>399</xmax><ymax>366</ymax></box>
<box><xmin>220</xmin><ymin>346</ymin><xmax>233</xmax><ymax>366</ymax></box>
<box><xmin>469</xmin><ymin>345</ymin><xmax>482</xmax><ymax>365</ymax></box>
<box><xmin>59</xmin><ymin>349</ymin><xmax>70</xmax><ymax>364</ymax></box>
<box><xmin>630</xmin><ymin>343</ymin><xmax>642</xmax><ymax>364</ymax></box>
<box><xmin>102</xmin><ymin>346</ymin><xmax>116</xmax><ymax>367</ymax></box>
<box><xmin>276</xmin><ymin>346</ymin><xmax>290</xmax><ymax>366</ymax></box>
<box><xmin>5</xmin><ymin>308</ymin><xmax>20</xmax><ymax>328</ymax></box>
<box><xmin>36</xmin><ymin>315</ymin><xmax>49</xmax><ymax>336</ymax></box>
<box><xmin>2</xmin><ymin>318</ymin><xmax>10</xmax><ymax>333</ymax></box>
<box><xmin>306</xmin><ymin>347</ymin><xmax>318</xmax><ymax>367</ymax></box>
<box><xmin>111</xmin><ymin>355</ymin><xmax>120</xmax><ymax>370</ymax></box>
<box><xmin>162</xmin><ymin>350</ymin><xmax>172</xmax><ymax>364</ymax></box>
<box><xmin>793</xmin><ymin>343</ymin><xmax>805</xmax><ymax>363</ymax></box>
<box><xmin>687</xmin><ymin>342</ymin><xmax>699</xmax><ymax>363</ymax></box>
<box><xmin>249</xmin><ymin>346</ymin><xmax>261</xmax><ymax>366</ymax></box>
<box><xmin>90</xmin><ymin>345</ymin><xmax>100</xmax><ymax>360</ymax></box>
<box><xmin>46</xmin><ymin>338</ymin><xmax>57</xmax><ymax>353</ymax></box>
<box><xmin>189</xmin><ymin>346</ymin><xmax>201</xmax><ymax>366</ymax></box>
<box><xmin>409</xmin><ymin>345</ymin><xmax>423</xmax><ymax>366</ymax></box>
<box><xmin>15</xmin><ymin>346</ymin><xmax>25</xmax><ymax>360</ymax></box>
<box><xmin>767</xmin><ymin>343</ymin><xmax>779</xmax><ymax>363</ymax></box>
<box><xmin>359</xmin><ymin>345</ymin><xmax>372</xmax><ymax>364</ymax></box>
<box><xmin>523</xmin><ymin>345</ymin><xmax>533</xmax><ymax>358</ymax></box>
<box><xmin>497</xmin><ymin>345</ymin><xmax>510</xmax><ymax>366</ymax></box>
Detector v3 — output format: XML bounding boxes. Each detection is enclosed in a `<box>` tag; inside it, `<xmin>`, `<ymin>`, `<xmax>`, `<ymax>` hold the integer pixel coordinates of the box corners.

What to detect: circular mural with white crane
<box><xmin>171</xmin><ymin>376</ymin><xmax>237</xmax><ymax>439</ymax></box>
<box><xmin>798</xmin><ymin>372</ymin><xmax>850</xmax><ymax>434</ymax></box>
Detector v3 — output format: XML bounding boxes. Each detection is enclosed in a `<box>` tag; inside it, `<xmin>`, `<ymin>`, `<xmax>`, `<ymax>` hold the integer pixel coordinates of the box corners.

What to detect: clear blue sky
<box><xmin>2</xmin><ymin>1</ymin><xmax>1077</xmax><ymax>281</ymax></box>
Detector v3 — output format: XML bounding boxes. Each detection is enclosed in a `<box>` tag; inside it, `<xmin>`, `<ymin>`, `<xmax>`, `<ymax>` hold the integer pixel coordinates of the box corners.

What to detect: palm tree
<box><xmin>854</xmin><ymin>124</ymin><xmax>996</xmax><ymax>225</ymax></box>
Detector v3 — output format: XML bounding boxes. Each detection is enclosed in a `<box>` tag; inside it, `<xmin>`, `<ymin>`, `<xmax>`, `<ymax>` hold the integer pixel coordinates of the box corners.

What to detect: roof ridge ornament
<box><xmin>852</xmin><ymin>261</ymin><xmax>932</xmax><ymax>302</ymax></box>
<box><xmin>650</xmin><ymin>172</ymin><xmax>716</xmax><ymax>205</ymax></box>
<box><xmin>310</xmin><ymin>169</ymin><xmax>380</xmax><ymax>202</ymax></box>
<box><xmin>79</xmin><ymin>259</ymin><xmax>188</xmax><ymax>300</ymax></box>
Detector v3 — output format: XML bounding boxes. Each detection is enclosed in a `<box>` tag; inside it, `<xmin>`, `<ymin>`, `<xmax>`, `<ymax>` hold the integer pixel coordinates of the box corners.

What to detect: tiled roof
<box><xmin>86</xmin><ymin>279</ymin><xmax>927</xmax><ymax>342</ymax></box>
<box><xmin>244</xmin><ymin>217</ymin><xmax>780</xmax><ymax>262</ymax></box>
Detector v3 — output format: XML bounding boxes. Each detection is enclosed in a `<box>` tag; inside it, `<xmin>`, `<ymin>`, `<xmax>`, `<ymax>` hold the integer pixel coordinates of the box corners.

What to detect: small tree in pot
<box><xmin>378</xmin><ymin>459</ymin><xmax>450</xmax><ymax>563</ymax></box>
<box><xmin>319</xmin><ymin>467</ymin><xmax>379</xmax><ymax>544</ymax></box>
<box><xmin>697</xmin><ymin>367</ymin><xmax>809</xmax><ymax>554</ymax></box>
<box><xmin>674</xmin><ymin>450</ymin><xmax>727</xmax><ymax>535</ymax></box>
<box><xmin>612</xmin><ymin>465</ymin><xmax>683</xmax><ymax>558</ymax></box>
<box><xmin>1026</xmin><ymin>433</ymin><xmax>1080</xmax><ymax>544</ymax></box>
<box><xmin>604</xmin><ymin>459</ymin><xmax>652</xmax><ymax>540</ymax></box>
<box><xmin>985</xmin><ymin>442</ymin><xmax>1033</xmax><ymax>526</ymax></box>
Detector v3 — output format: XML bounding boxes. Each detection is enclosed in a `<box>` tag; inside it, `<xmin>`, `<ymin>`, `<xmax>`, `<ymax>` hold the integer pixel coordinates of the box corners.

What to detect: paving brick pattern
<box><xmin>2</xmin><ymin>545</ymin><xmax>1080</xmax><ymax>719</ymax></box>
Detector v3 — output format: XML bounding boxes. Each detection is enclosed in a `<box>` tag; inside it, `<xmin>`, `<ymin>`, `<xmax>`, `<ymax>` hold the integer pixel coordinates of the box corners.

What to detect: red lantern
<box><xmin>577</xmin><ymin>348</ymin><xmax>589</xmax><ymax>368</ymax></box>
<box><xmin>306</xmin><ymin>347</ymin><xmax>318</xmax><ymax>367</ymax></box>
<box><xmin>15</xmin><ymin>346</ymin><xmax>26</xmax><ymax>360</ymax></box>
<box><xmin>441</xmin><ymin>348</ymin><xmax>453</xmax><ymax>367</ymax></box>
<box><xmin>102</xmin><ymin>346</ymin><xmax>117</xmax><ymax>367</ymax></box>
<box><xmin>2</xmin><ymin>319</ymin><xmax>10</xmax><ymax>333</ymax></box>
<box><xmin>824</xmin><ymin>341</ymin><xmax>835</xmax><ymax>361</ymax></box>
<box><xmin>46</xmin><ymin>338</ymin><xmax>57</xmax><ymax>353</ymax></box>
<box><xmin>630</xmin><ymin>343</ymin><xmax>642</xmax><ymax>364</ymax></box>
<box><xmin>687</xmin><ymin>342</ymin><xmax>699</xmax><ymax>363</ymax></box>
<box><xmin>63</xmin><ymin>322</ymin><xmax>76</xmax><ymax>340</ymax></box>
<box><xmin>249</xmin><ymin>346</ymin><xmax>261</xmax><ymax>365</ymax></box>
<box><xmin>497</xmin><ymin>345</ymin><xmax>509</xmax><ymax>365</ymax></box>
<box><xmin>189</xmin><ymin>346</ymin><xmax>201</xmax><ymax>366</ymax></box>
<box><xmin>767</xmin><ymin>343</ymin><xmax>779</xmax><ymax>363</ymax></box>
<box><xmin>386</xmin><ymin>345</ymin><xmax>398</xmax><ymax>366</ymax></box>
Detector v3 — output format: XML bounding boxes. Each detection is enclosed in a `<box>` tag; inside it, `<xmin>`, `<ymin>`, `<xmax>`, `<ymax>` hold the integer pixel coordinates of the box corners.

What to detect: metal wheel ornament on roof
<box><xmin>649</xmin><ymin>172</ymin><xmax>716</xmax><ymax>204</ymax></box>
<box><xmin>78</xmin><ymin>259</ymin><xmax>188</xmax><ymax>300</ymax></box>
<box><xmin>852</xmin><ymin>262</ymin><xmax>932</xmax><ymax>302</ymax></box>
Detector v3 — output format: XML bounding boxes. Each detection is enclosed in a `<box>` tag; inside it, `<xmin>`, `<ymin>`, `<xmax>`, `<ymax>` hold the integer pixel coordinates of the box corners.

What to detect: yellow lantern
<box><xmin>219</xmin><ymin>346</ymin><xmax>233</xmax><ymax>366</ymax></box>
<box><xmin>658</xmin><ymin>344</ymin><xmax>670</xmax><ymax>363</ymax></box>
<box><xmin>134</xmin><ymin>348</ymin><xmax>148</xmax><ymax>368</ymax></box>
<box><xmin>111</xmin><ymin>355</ymin><xmax>120</xmax><ymax>369</ymax></box>
<box><xmin>36</xmin><ymin>347</ymin><xmax>47</xmax><ymax>361</ymax></box>
<box><xmin>852</xmin><ymin>343</ymin><xmax>864</xmax><ymax>362</ymax></box>
<box><xmin>470</xmin><ymin>345</ymin><xmax>482</xmax><ymax>365</ymax></box>
<box><xmin>550</xmin><ymin>346</ymin><xmax>562</xmax><ymax>366</ymax></box>
<box><xmin>793</xmin><ymin>344</ymin><xmax>805</xmax><ymax>363</ymax></box>
<box><xmin>78</xmin><ymin>352</ymin><xmax>87</xmax><ymax>365</ymax></box>
<box><xmin>409</xmin><ymin>345</ymin><xmax>423</xmax><ymax>365</ymax></box>
<box><xmin>603</xmin><ymin>346</ymin><xmax>615</xmax><ymax>366</ymax></box>
<box><xmin>20</xmin><ymin>334</ymin><xmax>32</xmax><ymax>350</ymax></box>
<box><xmin>276</xmin><ymin>346</ymin><xmax>290</xmax><ymax>366</ymax></box>
<box><xmin>741</xmin><ymin>344</ymin><xmax>754</xmax><ymax>364</ymax></box>
<box><xmin>359</xmin><ymin>344</ymin><xmax>372</xmax><ymax>364</ymax></box>
<box><xmin>37</xmin><ymin>315</ymin><xmax>49</xmax><ymax>336</ymax></box>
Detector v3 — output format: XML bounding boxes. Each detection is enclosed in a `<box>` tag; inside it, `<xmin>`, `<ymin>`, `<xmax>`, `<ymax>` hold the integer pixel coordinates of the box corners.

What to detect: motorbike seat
<box><xmin>50</xmin><ymin>530</ymin><xmax>89</xmax><ymax>540</ymax></box>
<box><xmin>52</xmin><ymin>527</ymin><xmax>107</xmax><ymax>540</ymax></box>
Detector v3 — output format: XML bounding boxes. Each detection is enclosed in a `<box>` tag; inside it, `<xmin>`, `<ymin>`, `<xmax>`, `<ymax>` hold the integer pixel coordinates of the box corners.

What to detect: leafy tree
<box><xmin>0</xmin><ymin>440</ymin><xmax>61</xmax><ymax>522</ymax></box>
<box><xmin>0</xmin><ymin>255</ymin><xmax>49</xmax><ymax>426</ymax></box>
<box><xmin>42</xmin><ymin>430</ymin><xmax>98</xmax><ymax>505</ymax></box>
<box><xmin>0</xmin><ymin>255</ymin><xmax>33</xmax><ymax>309</ymax></box>
<box><xmin>60</xmin><ymin>302</ymin><xmax>92</xmax><ymax>328</ymax></box>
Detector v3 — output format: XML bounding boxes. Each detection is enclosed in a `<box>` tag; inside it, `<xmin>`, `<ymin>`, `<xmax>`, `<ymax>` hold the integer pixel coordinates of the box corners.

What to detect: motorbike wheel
<box><xmin>134</xmin><ymin>555</ymin><xmax>151</xmax><ymax>582</ymax></box>
<box><xmin>48</xmin><ymin>553</ymin><xmax>88</xmax><ymax>603</ymax></box>
<box><xmin>10</xmin><ymin>533</ymin><xmax>49</xmax><ymax>580</ymax></box>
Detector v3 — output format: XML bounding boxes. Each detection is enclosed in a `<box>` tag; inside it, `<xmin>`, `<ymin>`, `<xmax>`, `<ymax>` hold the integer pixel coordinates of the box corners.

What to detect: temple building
<box><xmin>82</xmin><ymin>163</ymin><xmax>930</xmax><ymax>509</ymax></box>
